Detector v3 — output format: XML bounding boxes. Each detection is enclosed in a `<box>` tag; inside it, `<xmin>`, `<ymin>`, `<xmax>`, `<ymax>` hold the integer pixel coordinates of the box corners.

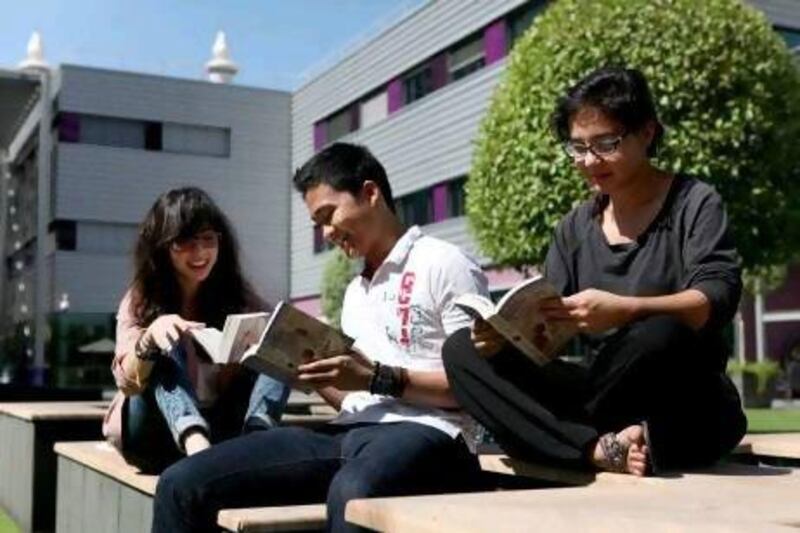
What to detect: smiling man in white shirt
<box><xmin>152</xmin><ymin>142</ymin><xmax>489</xmax><ymax>533</ymax></box>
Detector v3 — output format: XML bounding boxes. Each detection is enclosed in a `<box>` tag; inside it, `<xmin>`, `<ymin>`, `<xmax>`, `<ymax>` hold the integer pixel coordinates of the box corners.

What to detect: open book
<box><xmin>191</xmin><ymin>302</ymin><xmax>354</xmax><ymax>387</ymax></box>
<box><xmin>454</xmin><ymin>275</ymin><xmax>577</xmax><ymax>365</ymax></box>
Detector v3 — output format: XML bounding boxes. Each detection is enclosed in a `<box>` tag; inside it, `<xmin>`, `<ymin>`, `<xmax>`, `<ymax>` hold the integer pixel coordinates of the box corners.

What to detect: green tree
<box><xmin>320</xmin><ymin>250</ymin><xmax>359</xmax><ymax>329</ymax></box>
<box><xmin>468</xmin><ymin>0</ymin><xmax>800</xmax><ymax>273</ymax></box>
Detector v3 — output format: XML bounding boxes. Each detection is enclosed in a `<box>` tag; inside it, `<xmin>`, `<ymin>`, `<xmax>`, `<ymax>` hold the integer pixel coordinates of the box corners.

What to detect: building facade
<box><xmin>1</xmin><ymin>64</ymin><xmax>291</xmax><ymax>378</ymax></box>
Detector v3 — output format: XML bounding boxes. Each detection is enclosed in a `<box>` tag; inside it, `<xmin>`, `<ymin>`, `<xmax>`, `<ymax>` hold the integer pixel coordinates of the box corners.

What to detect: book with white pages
<box><xmin>193</xmin><ymin>302</ymin><xmax>354</xmax><ymax>391</ymax></box>
<box><xmin>454</xmin><ymin>275</ymin><xmax>577</xmax><ymax>366</ymax></box>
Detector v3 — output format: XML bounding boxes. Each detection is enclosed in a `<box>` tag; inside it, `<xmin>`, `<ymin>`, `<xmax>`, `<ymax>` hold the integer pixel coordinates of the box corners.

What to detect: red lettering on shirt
<box><xmin>397</xmin><ymin>272</ymin><xmax>416</xmax><ymax>346</ymax></box>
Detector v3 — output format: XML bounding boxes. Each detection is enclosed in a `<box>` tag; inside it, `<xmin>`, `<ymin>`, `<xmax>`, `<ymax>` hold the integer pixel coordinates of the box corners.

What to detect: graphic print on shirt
<box><xmin>397</xmin><ymin>272</ymin><xmax>416</xmax><ymax>347</ymax></box>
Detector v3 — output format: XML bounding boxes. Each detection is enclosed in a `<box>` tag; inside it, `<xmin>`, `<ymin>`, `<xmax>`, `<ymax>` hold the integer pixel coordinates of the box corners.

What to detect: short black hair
<box><xmin>551</xmin><ymin>66</ymin><xmax>664</xmax><ymax>157</ymax></box>
<box><xmin>292</xmin><ymin>142</ymin><xmax>395</xmax><ymax>213</ymax></box>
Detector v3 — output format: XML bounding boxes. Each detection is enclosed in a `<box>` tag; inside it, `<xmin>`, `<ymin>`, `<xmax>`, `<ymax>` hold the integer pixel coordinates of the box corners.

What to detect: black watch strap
<box><xmin>369</xmin><ymin>362</ymin><xmax>408</xmax><ymax>397</ymax></box>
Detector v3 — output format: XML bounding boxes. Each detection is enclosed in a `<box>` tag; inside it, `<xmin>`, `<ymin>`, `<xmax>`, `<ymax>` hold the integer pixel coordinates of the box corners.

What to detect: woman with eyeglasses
<box><xmin>102</xmin><ymin>187</ymin><xmax>289</xmax><ymax>471</ymax></box>
<box><xmin>444</xmin><ymin>66</ymin><xmax>746</xmax><ymax>475</ymax></box>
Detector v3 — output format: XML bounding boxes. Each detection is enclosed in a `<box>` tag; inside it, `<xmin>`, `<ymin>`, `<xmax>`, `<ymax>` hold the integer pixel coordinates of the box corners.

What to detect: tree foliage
<box><xmin>468</xmin><ymin>0</ymin><xmax>800</xmax><ymax>273</ymax></box>
<box><xmin>320</xmin><ymin>249</ymin><xmax>359</xmax><ymax>329</ymax></box>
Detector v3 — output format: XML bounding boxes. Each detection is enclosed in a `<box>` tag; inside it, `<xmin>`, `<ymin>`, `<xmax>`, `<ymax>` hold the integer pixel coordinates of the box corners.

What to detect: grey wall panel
<box><xmin>76</xmin><ymin>222</ymin><xmax>138</xmax><ymax>255</ymax></box>
<box><xmin>53</xmin><ymin>65</ymin><xmax>291</xmax><ymax>305</ymax></box>
<box><xmin>750</xmin><ymin>0</ymin><xmax>800</xmax><ymax>29</ymax></box>
<box><xmin>53</xmin><ymin>252</ymin><xmax>130</xmax><ymax>313</ymax></box>
<box><xmin>290</xmin><ymin>62</ymin><xmax>505</xmax><ymax>297</ymax></box>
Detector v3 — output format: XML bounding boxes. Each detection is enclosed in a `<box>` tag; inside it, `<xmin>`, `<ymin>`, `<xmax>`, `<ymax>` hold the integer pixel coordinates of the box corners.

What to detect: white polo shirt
<box><xmin>332</xmin><ymin>225</ymin><xmax>489</xmax><ymax>446</ymax></box>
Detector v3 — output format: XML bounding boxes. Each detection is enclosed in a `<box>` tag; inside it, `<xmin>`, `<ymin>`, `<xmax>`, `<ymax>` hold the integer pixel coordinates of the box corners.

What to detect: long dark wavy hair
<box><xmin>129</xmin><ymin>187</ymin><xmax>264</xmax><ymax>329</ymax></box>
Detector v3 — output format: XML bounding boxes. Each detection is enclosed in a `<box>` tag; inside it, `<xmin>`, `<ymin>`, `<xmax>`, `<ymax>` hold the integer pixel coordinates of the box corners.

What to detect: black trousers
<box><xmin>443</xmin><ymin>315</ymin><xmax>747</xmax><ymax>472</ymax></box>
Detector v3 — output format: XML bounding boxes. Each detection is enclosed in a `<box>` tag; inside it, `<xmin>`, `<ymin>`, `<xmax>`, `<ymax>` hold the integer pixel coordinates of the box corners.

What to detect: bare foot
<box><xmin>182</xmin><ymin>430</ymin><xmax>211</xmax><ymax>456</ymax></box>
<box><xmin>591</xmin><ymin>424</ymin><xmax>649</xmax><ymax>476</ymax></box>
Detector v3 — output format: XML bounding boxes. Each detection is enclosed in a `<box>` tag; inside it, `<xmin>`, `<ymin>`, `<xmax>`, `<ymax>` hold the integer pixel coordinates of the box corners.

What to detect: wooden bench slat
<box><xmin>218</xmin><ymin>504</ymin><xmax>326</xmax><ymax>532</ymax></box>
<box><xmin>739</xmin><ymin>433</ymin><xmax>800</xmax><ymax>460</ymax></box>
<box><xmin>0</xmin><ymin>401</ymin><xmax>108</xmax><ymax>421</ymax></box>
<box><xmin>346</xmin><ymin>466</ymin><xmax>800</xmax><ymax>533</ymax></box>
<box><xmin>54</xmin><ymin>441</ymin><xmax>158</xmax><ymax>495</ymax></box>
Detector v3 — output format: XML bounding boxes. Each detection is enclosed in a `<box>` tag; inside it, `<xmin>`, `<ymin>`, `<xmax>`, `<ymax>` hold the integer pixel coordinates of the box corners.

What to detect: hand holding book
<box><xmin>454</xmin><ymin>275</ymin><xmax>577</xmax><ymax>365</ymax></box>
<box><xmin>296</xmin><ymin>349</ymin><xmax>375</xmax><ymax>391</ymax></box>
<box><xmin>554</xmin><ymin>288</ymin><xmax>637</xmax><ymax>333</ymax></box>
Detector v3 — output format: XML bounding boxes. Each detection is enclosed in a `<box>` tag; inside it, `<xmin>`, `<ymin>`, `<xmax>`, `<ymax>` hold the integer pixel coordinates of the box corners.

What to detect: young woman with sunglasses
<box><xmin>102</xmin><ymin>187</ymin><xmax>289</xmax><ymax>471</ymax></box>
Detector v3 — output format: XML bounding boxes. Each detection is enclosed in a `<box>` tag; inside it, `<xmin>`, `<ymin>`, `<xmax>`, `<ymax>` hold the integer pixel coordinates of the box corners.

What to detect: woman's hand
<box><xmin>296</xmin><ymin>350</ymin><xmax>375</xmax><ymax>391</ymax></box>
<box><xmin>471</xmin><ymin>318</ymin><xmax>506</xmax><ymax>358</ymax></box>
<box><xmin>544</xmin><ymin>289</ymin><xmax>635</xmax><ymax>334</ymax></box>
<box><xmin>141</xmin><ymin>314</ymin><xmax>205</xmax><ymax>352</ymax></box>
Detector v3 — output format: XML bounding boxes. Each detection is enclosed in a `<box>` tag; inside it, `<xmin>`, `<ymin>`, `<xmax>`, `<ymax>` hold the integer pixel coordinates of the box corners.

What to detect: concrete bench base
<box><xmin>0</xmin><ymin>402</ymin><xmax>107</xmax><ymax>532</ymax></box>
<box><xmin>55</xmin><ymin>441</ymin><xmax>156</xmax><ymax>533</ymax></box>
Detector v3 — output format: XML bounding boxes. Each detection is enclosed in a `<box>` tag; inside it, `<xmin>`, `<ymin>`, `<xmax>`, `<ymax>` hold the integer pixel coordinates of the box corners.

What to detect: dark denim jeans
<box><xmin>152</xmin><ymin>422</ymin><xmax>484</xmax><ymax>533</ymax></box>
<box><xmin>123</xmin><ymin>344</ymin><xmax>290</xmax><ymax>472</ymax></box>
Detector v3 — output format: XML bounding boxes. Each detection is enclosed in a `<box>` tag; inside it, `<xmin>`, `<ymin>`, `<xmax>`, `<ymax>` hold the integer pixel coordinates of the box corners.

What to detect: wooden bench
<box><xmin>215</xmin><ymin>435</ymin><xmax>796</xmax><ymax>532</ymax></box>
<box><xmin>54</xmin><ymin>440</ymin><xmax>330</xmax><ymax>533</ymax></box>
<box><xmin>0</xmin><ymin>401</ymin><xmax>107</xmax><ymax>532</ymax></box>
<box><xmin>346</xmin><ymin>462</ymin><xmax>800</xmax><ymax>532</ymax></box>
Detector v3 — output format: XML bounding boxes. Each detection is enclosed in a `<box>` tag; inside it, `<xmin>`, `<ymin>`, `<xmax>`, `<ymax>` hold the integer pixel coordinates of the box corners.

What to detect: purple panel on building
<box><xmin>430</xmin><ymin>54</ymin><xmax>449</xmax><ymax>90</ymax></box>
<box><xmin>313</xmin><ymin>121</ymin><xmax>327</xmax><ymax>151</ymax></box>
<box><xmin>432</xmin><ymin>183</ymin><xmax>449</xmax><ymax>222</ymax></box>
<box><xmin>484</xmin><ymin>20</ymin><xmax>507</xmax><ymax>65</ymax></box>
<box><xmin>58</xmin><ymin>112</ymin><xmax>81</xmax><ymax>143</ymax></box>
<box><xmin>387</xmin><ymin>78</ymin><xmax>404</xmax><ymax>114</ymax></box>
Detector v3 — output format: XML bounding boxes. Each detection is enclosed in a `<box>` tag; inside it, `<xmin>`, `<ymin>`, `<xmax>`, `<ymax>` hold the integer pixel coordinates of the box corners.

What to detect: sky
<box><xmin>0</xmin><ymin>0</ymin><xmax>428</xmax><ymax>91</ymax></box>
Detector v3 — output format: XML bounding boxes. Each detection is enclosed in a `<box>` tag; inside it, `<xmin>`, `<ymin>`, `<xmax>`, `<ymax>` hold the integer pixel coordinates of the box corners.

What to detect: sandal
<box><xmin>596</xmin><ymin>421</ymin><xmax>653</xmax><ymax>475</ymax></box>
<box><xmin>597</xmin><ymin>432</ymin><xmax>629</xmax><ymax>473</ymax></box>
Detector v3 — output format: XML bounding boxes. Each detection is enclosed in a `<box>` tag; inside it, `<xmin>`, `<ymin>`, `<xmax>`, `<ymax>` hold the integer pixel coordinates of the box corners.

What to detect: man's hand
<box><xmin>470</xmin><ymin>318</ymin><xmax>506</xmax><ymax>358</ymax></box>
<box><xmin>296</xmin><ymin>351</ymin><xmax>375</xmax><ymax>391</ymax></box>
<box><xmin>542</xmin><ymin>289</ymin><xmax>635</xmax><ymax>334</ymax></box>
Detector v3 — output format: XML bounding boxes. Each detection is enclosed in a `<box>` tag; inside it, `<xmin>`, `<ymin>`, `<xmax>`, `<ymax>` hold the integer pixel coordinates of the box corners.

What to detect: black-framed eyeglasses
<box><xmin>563</xmin><ymin>131</ymin><xmax>627</xmax><ymax>161</ymax></box>
<box><xmin>170</xmin><ymin>231</ymin><xmax>221</xmax><ymax>252</ymax></box>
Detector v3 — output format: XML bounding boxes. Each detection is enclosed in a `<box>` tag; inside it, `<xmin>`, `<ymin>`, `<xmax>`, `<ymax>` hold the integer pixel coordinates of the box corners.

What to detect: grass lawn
<box><xmin>746</xmin><ymin>408</ymin><xmax>800</xmax><ymax>433</ymax></box>
<box><xmin>0</xmin><ymin>509</ymin><xmax>19</xmax><ymax>533</ymax></box>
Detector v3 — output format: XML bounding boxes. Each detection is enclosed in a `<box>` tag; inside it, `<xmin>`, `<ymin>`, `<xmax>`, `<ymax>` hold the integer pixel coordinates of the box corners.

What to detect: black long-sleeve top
<box><xmin>544</xmin><ymin>176</ymin><xmax>742</xmax><ymax>370</ymax></box>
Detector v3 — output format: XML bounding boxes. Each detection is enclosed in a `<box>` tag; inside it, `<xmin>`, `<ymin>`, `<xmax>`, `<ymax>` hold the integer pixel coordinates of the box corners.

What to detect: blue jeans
<box><xmin>123</xmin><ymin>345</ymin><xmax>289</xmax><ymax>471</ymax></box>
<box><xmin>153</xmin><ymin>422</ymin><xmax>484</xmax><ymax>533</ymax></box>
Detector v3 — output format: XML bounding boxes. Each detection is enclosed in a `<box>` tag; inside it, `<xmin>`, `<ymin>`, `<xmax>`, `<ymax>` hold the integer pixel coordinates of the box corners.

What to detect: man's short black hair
<box><xmin>551</xmin><ymin>66</ymin><xmax>665</xmax><ymax>157</ymax></box>
<box><xmin>293</xmin><ymin>142</ymin><xmax>396</xmax><ymax>213</ymax></box>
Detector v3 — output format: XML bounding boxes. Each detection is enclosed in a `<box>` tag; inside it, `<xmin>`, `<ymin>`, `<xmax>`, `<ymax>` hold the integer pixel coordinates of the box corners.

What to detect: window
<box><xmin>145</xmin><ymin>122</ymin><xmax>163</xmax><ymax>151</ymax></box>
<box><xmin>448</xmin><ymin>176</ymin><xmax>467</xmax><ymax>218</ymax></box>
<box><xmin>431</xmin><ymin>177</ymin><xmax>467</xmax><ymax>223</ymax></box>
<box><xmin>508</xmin><ymin>1</ymin><xmax>545</xmax><ymax>47</ymax></box>
<box><xmin>448</xmin><ymin>34</ymin><xmax>485</xmax><ymax>82</ymax></box>
<box><xmin>56</xmin><ymin>113</ymin><xmax>229</xmax><ymax>157</ymax></box>
<box><xmin>313</xmin><ymin>225</ymin><xmax>334</xmax><ymax>254</ymax></box>
<box><xmin>80</xmin><ymin>115</ymin><xmax>149</xmax><ymax>149</ymax></box>
<box><xmin>397</xmin><ymin>189</ymin><xmax>432</xmax><ymax>227</ymax></box>
<box><xmin>778</xmin><ymin>28</ymin><xmax>800</xmax><ymax>52</ymax></box>
<box><xmin>49</xmin><ymin>220</ymin><xmax>76</xmax><ymax>251</ymax></box>
<box><xmin>403</xmin><ymin>65</ymin><xmax>434</xmax><ymax>105</ymax></box>
<box><xmin>162</xmin><ymin>123</ymin><xmax>229</xmax><ymax>157</ymax></box>
<box><xmin>360</xmin><ymin>90</ymin><xmax>388</xmax><ymax>129</ymax></box>
<box><xmin>327</xmin><ymin>107</ymin><xmax>356</xmax><ymax>143</ymax></box>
